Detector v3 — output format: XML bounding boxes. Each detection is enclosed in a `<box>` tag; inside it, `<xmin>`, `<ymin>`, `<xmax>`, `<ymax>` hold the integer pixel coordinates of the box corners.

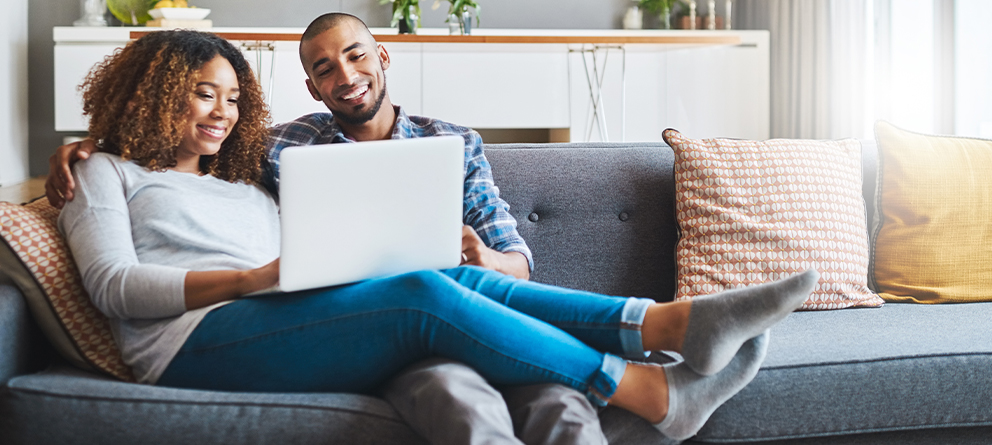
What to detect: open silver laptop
<box><xmin>268</xmin><ymin>135</ymin><xmax>465</xmax><ymax>293</ymax></box>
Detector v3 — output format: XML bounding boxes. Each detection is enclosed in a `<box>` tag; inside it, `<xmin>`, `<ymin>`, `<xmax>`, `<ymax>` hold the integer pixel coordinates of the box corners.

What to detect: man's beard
<box><xmin>334</xmin><ymin>83</ymin><xmax>388</xmax><ymax>125</ymax></box>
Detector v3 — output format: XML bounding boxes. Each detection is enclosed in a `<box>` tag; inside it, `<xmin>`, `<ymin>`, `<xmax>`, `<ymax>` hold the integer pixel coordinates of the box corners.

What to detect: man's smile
<box><xmin>340</xmin><ymin>84</ymin><xmax>370</xmax><ymax>104</ymax></box>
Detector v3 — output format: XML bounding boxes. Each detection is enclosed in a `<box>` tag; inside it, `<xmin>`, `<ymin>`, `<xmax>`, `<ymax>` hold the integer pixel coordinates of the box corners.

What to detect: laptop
<box><xmin>266</xmin><ymin>135</ymin><xmax>465</xmax><ymax>293</ymax></box>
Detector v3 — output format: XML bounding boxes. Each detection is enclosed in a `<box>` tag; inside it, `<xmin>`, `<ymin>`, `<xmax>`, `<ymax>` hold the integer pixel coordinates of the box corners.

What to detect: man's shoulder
<box><xmin>406</xmin><ymin>114</ymin><xmax>477</xmax><ymax>139</ymax></box>
<box><xmin>268</xmin><ymin>113</ymin><xmax>340</xmax><ymax>152</ymax></box>
<box><xmin>271</xmin><ymin>113</ymin><xmax>335</xmax><ymax>134</ymax></box>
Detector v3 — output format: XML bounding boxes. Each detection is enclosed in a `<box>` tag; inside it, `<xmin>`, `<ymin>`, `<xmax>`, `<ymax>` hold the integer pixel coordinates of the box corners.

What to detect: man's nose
<box><xmin>337</xmin><ymin>63</ymin><xmax>359</xmax><ymax>87</ymax></box>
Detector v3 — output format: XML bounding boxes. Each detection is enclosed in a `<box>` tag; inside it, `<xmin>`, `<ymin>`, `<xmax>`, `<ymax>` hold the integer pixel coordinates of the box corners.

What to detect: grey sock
<box><xmin>680</xmin><ymin>268</ymin><xmax>818</xmax><ymax>375</ymax></box>
<box><xmin>654</xmin><ymin>331</ymin><xmax>769</xmax><ymax>441</ymax></box>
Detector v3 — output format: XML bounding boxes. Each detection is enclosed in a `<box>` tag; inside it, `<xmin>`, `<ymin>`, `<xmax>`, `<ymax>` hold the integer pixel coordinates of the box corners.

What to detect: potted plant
<box><xmin>440</xmin><ymin>0</ymin><xmax>480</xmax><ymax>35</ymax></box>
<box><xmin>380</xmin><ymin>0</ymin><xmax>421</xmax><ymax>34</ymax></box>
<box><xmin>638</xmin><ymin>0</ymin><xmax>677</xmax><ymax>29</ymax></box>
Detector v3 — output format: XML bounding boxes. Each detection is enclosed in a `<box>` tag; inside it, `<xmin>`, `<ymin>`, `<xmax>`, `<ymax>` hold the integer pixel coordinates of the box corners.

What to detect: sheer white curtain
<box><xmin>736</xmin><ymin>0</ymin><xmax>870</xmax><ymax>139</ymax></box>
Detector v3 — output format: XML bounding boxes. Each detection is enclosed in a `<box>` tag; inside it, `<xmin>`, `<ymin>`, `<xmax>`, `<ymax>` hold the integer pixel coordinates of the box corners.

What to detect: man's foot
<box><xmin>680</xmin><ymin>269</ymin><xmax>817</xmax><ymax>375</ymax></box>
<box><xmin>654</xmin><ymin>331</ymin><xmax>769</xmax><ymax>441</ymax></box>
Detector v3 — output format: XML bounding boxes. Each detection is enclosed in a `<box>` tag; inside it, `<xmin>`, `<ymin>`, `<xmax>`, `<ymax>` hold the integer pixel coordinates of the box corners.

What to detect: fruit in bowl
<box><xmin>107</xmin><ymin>0</ymin><xmax>156</xmax><ymax>25</ymax></box>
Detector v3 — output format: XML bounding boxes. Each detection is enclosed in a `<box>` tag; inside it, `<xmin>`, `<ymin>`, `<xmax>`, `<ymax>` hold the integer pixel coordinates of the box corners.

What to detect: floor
<box><xmin>0</xmin><ymin>176</ymin><xmax>46</xmax><ymax>204</ymax></box>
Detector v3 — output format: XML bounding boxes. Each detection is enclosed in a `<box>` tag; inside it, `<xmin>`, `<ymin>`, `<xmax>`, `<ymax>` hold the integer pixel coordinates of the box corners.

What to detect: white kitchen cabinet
<box><xmin>53</xmin><ymin>27</ymin><xmax>768</xmax><ymax>142</ymax></box>
<box><xmin>567</xmin><ymin>31</ymin><xmax>769</xmax><ymax>143</ymax></box>
<box><xmin>422</xmin><ymin>43</ymin><xmax>570</xmax><ymax>129</ymax></box>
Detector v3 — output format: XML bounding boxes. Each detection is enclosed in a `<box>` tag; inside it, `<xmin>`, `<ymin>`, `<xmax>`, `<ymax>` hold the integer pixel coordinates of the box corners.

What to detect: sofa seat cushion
<box><xmin>0</xmin><ymin>366</ymin><xmax>426</xmax><ymax>444</ymax></box>
<box><xmin>695</xmin><ymin>302</ymin><xmax>992</xmax><ymax>443</ymax></box>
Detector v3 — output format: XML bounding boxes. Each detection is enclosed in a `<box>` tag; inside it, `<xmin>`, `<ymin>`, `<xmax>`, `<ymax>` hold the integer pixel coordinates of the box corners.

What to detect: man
<box><xmin>47</xmin><ymin>12</ymin><xmax>607</xmax><ymax>445</ymax></box>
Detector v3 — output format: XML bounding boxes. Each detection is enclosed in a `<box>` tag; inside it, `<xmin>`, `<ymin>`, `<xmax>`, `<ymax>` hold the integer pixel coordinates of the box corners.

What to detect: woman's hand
<box><xmin>184</xmin><ymin>258</ymin><xmax>281</xmax><ymax>310</ymax></box>
<box><xmin>248</xmin><ymin>258</ymin><xmax>280</xmax><ymax>292</ymax></box>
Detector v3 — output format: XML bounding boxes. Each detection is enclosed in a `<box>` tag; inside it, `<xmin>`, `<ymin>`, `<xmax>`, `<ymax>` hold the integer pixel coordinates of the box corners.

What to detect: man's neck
<box><xmin>337</xmin><ymin>103</ymin><xmax>399</xmax><ymax>142</ymax></box>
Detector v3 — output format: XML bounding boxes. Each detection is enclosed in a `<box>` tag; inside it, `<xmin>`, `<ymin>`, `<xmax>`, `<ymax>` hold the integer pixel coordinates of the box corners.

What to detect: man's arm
<box><xmin>46</xmin><ymin>139</ymin><xmax>98</xmax><ymax>208</ymax></box>
<box><xmin>460</xmin><ymin>131</ymin><xmax>535</xmax><ymax>279</ymax></box>
<box><xmin>461</xmin><ymin>225</ymin><xmax>530</xmax><ymax>280</ymax></box>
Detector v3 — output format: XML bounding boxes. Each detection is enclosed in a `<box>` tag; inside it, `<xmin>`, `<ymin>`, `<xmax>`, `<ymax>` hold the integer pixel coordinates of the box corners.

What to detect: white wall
<box><xmin>1</xmin><ymin>0</ymin><xmax>30</xmax><ymax>185</ymax></box>
<box><xmin>955</xmin><ymin>0</ymin><xmax>992</xmax><ymax>138</ymax></box>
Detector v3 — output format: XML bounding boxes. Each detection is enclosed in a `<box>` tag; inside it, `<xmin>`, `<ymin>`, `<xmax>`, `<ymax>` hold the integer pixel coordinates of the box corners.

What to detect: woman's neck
<box><xmin>171</xmin><ymin>155</ymin><xmax>202</xmax><ymax>175</ymax></box>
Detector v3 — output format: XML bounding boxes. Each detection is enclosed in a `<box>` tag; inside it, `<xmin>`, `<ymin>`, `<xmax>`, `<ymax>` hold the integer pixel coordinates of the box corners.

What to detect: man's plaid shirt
<box><xmin>264</xmin><ymin>106</ymin><xmax>533</xmax><ymax>270</ymax></box>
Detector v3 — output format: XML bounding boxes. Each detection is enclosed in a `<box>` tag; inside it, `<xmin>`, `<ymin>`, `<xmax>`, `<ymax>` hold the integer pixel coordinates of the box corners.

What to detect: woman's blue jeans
<box><xmin>158</xmin><ymin>266</ymin><xmax>654</xmax><ymax>406</ymax></box>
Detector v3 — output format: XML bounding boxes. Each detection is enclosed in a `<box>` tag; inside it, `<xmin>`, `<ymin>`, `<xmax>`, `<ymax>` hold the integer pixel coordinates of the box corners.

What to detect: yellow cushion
<box><xmin>871</xmin><ymin>121</ymin><xmax>992</xmax><ymax>303</ymax></box>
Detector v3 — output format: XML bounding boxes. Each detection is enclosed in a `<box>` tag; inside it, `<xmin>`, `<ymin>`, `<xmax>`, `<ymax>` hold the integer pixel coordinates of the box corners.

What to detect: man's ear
<box><xmin>378</xmin><ymin>44</ymin><xmax>390</xmax><ymax>71</ymax></box>
<box><xmin>305</xmin><ymin>78</ymin><xmax>322</xmax><ymax>102</ymax></box>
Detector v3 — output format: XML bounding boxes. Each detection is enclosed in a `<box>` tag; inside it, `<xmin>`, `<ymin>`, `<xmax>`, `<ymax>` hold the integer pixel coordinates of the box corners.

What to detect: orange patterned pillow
<box><xmin>663</xmin><ymin>129</ymin><xmax>883</xmax><ymax>310</ymax></box>
<box><xmin>0</xmin><ymin>199</ymin><xmax>135</xmax><ymax>381</ymax></box>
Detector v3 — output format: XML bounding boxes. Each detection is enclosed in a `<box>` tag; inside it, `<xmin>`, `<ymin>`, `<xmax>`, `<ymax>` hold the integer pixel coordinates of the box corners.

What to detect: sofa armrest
<box><xmin>0</xmin><ymin>284</ymin><xmax>48</xmax><ymax>384</ymax></box>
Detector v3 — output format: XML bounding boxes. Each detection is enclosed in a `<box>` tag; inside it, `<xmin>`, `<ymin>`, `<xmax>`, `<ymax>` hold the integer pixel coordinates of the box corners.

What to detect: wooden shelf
<box><xmin>129</xmin><ymin>31</ymin><xmax>741</xmax><ymax>46</ymax></box>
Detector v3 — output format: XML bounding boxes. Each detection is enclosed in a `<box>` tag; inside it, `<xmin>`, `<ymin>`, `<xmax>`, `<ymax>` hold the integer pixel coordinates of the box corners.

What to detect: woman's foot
<box><xmin>654</xmin><ymin>331</ymin><xmax>770</xmax><ymax>441</ymax></box>
<box><xmin>679</xmin><ymin>269</ymin><xmax>817</xmax><ymax>375</ymax></box>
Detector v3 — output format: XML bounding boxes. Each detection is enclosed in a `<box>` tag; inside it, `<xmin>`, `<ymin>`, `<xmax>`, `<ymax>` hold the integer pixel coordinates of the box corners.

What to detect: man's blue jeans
<box><xmin>158</xmin><ymin>266</ymin><xmax>654</xmax><ymax>406</ymax></box>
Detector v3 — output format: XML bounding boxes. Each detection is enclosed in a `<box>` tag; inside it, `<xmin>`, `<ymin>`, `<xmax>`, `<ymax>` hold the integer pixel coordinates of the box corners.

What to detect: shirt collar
<box><xmin>328</xmin><ymin>105</ymin><xmax>412</xmax><ymax>143</ymax></box>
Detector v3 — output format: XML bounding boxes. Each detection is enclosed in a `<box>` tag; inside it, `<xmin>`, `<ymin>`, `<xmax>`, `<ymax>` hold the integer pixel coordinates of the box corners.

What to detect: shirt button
<box><xmin>528</xmin><ymin>212</ymin><xmax>540</xmax><ymax>222</ymax></box>
<box><xmin>619</xmin><ymin>212</ymin><xmax>629</xmax><ymax>221</ymax></box>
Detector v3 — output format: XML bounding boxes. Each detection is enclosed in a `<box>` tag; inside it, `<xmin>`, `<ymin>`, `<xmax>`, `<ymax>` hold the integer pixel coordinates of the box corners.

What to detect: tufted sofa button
<box><xmin>618</xmin><ymin>212</ymin><xmax>629</xmax><ymax>221</ymax></box>
<box><xmin>528</xmin><ymin>212</ymin><xmax>540</xmax><ymax>222</ymax></box>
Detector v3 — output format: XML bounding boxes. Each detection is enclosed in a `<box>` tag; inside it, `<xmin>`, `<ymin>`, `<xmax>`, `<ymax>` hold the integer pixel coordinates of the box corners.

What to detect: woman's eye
<box><xmin>197</xmin><ymin>92</ymin><xmax>213</xmax><ymax>100</ymax></box>
<box><xmin>228</xmin><ymin>97</ymin><xmax>239</xmax><ymax>104</ymax></box>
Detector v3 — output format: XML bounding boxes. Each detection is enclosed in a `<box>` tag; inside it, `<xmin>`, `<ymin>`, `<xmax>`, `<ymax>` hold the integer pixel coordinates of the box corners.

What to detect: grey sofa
<box><xmin>2</xmin><ymin>141</ymin><xmax>991</xmax><ymax>444</ymax></box>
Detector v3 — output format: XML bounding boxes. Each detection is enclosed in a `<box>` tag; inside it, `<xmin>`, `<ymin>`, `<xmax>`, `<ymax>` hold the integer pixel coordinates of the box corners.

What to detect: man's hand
<box><xmin>46</xmin><ymin>139</ymin><xmax>98</xmax><ymax>209</ymax></box>
<box><xmin>460</xmin><ymin>225</ymin><xmax>530</xmax><ymax>280</ymax></box>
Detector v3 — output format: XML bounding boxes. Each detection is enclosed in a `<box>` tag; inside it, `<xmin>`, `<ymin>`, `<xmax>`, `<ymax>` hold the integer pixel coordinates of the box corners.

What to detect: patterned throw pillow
<box><xmin>871</xmin><ymin>121</ymin><xmax>992</xmax><ymax>303</ymax></box>
<box><xmin>663</xmin><ymin>129</ymin><xmax>883</xmax><ymax>310</ymax></box>
<box><xmin>0</xmin><ymin>199</ymin><xmax>134</xmax><ymax>381</ymax></box>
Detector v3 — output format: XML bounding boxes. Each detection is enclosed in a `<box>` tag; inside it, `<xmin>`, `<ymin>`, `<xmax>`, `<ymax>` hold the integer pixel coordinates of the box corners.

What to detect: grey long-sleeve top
<box><xmin>58</xmin><ymin>153</ymin><xmax>280</xmax><ymax>384</ymax></box>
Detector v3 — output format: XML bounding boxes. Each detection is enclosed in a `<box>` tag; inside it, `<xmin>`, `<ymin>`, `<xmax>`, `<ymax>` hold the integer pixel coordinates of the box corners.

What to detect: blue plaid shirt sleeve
<box><xmin>460</xmin><ymin>131</ymin><xmax>535</xmax><ymax>271</ymax></box>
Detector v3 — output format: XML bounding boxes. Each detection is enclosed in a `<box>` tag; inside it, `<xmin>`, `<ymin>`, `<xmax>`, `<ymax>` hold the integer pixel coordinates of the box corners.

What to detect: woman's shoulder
<box><xmin>75</xmin><ymin>152</ymin><xmax>137</xmax><ymax>177</ymax></box>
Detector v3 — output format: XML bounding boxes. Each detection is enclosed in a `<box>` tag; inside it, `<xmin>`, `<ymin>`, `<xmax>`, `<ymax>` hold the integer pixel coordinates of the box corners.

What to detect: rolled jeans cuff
<box><xmin>588</xmin><ymin>353</ymin><xmax>627</xmax><ymax>407</ymax></box>
<box><xmin>619</xmin><ymin>297</ymin><xmax>654</xmax><ymax>358</ymax></box>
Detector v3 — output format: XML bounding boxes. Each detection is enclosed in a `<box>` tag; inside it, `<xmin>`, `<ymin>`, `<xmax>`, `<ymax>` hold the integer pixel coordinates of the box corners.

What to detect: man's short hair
<box><xmin>299</xmin><ymin>13</ymin><xmax>374</xmax><ymax>66</ymax></box>
<box><xmin>302</xmin><ymin>13</ymin><xmax>372</xmax><ymax>44</ymax></box>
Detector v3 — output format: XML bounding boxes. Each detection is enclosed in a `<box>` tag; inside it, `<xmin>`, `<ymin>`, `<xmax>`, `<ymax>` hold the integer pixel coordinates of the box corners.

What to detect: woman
<box><xmin>59</xmin><ymin>29</ymin><xmax>818</xmax><ymax>441</ymax></box>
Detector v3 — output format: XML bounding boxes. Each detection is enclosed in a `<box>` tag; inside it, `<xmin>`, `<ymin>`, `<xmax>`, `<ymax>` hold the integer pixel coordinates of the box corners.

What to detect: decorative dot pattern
<box><xmin>663</xmin><ymin>129</ymin><xmax>884</xmax><ymax>310</ymax></box>
<box><xmin>0</xmin><ymin>199</ymin><xmax>135</xmax><ymax>381</ymax></box>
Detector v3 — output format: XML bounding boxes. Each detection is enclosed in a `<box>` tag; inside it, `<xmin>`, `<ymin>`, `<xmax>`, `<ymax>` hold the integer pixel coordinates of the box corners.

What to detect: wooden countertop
<box><xmin>128</xmin><ymin>30</ymin><xmax>742</xmax><ymax>45</ymax></box>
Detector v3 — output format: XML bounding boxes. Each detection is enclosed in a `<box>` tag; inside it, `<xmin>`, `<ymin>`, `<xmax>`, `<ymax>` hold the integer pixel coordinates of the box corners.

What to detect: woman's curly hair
<box><xmin>79</xmin><ymin>30</ymin><xmax>271</xmax><ymax>184</ymax></box>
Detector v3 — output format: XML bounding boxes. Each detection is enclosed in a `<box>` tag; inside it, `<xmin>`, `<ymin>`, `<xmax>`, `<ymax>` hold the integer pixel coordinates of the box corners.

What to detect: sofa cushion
<box><xmin>0</xmin><ymin>365</ymin><xmax>426</xmax><ymax>444</ymax></box>
<box><xmin>694</xmin><ymin>302</ymin><xmax>992</xmax><ymax>442</ymax></box>
<box><xmin>662</xmin><ymin>129</ymin><xmax>883</xmax><ymax>310</ymax></box>
<box><xmin>870</xmin><ymin>121</ymin><xmax>992</xmax><ymax>303</ymax></box>
<box><xmin>0</xmin><ymin>200</ymin><xmax>133</xmax><ymax>381</ymax></box>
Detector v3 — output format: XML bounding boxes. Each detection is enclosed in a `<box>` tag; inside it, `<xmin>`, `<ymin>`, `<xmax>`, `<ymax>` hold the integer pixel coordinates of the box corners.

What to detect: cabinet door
<box><xmin>664</xmin><ymin>34</ymin><xmax>770</xmax><ymax>140</ymax></box>
<box><xmin>55</xmin><ymin>43</ymin><xmax>123</xmax><ymax>132</ymax></box>
<box><xmin>568</xmin><ymin>45</ymin><xmax>661</xmax><ymax>143</ymax></box>
<box><xmin>422</xmin><ymin>43</ymin><xmax>570</xmax><ymax>129</ymax></box>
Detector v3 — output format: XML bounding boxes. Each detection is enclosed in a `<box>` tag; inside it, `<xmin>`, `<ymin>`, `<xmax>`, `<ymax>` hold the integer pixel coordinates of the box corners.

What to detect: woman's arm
<box><xmin>59</xmin><ymin>154</ymin><xmax>278</xmax><ymax>319</ymax></box>
<box><xmin>184</xmin><ymin>259</ymin><xmax>279</xmax><ymax>310</ymax></box>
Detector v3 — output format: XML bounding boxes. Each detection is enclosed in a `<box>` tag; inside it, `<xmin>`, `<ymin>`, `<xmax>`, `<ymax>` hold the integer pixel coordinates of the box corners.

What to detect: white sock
<box><xmin>680</xmin><ymin>269</ymin><xmax>817</xmax><ymax>375</ymax></box>
<box><xmin>654</xmin><ymin>331</ymin><xmax>769</xmax><ymax>441</ymax></box>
